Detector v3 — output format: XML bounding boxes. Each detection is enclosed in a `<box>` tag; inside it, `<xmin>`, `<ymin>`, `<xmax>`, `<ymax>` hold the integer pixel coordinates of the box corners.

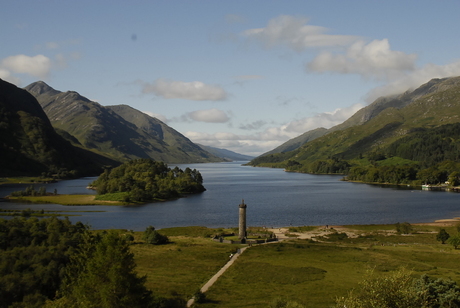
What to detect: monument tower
<box><xmin>238</xmin><ymin>199</ymin><xmax>247</xmax><ymax>240</ymax></box>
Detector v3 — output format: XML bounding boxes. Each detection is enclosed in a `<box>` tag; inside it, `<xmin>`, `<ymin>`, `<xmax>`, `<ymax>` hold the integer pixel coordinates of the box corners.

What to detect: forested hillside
<box><xmin>248</xmin><ymin>77</ymin><xmax>460</xmax><ymax>186</ymax></box>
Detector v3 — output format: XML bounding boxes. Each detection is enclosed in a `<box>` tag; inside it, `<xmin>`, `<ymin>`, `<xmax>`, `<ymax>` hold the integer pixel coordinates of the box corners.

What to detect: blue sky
<box><xmin>2</xmin><ymin>0</ymin><xmax>460</xmax><ymax>156</ymax></box>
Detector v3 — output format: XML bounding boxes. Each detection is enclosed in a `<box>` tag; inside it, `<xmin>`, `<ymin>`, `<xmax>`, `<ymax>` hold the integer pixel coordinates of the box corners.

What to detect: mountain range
<box><xmin>197</xmin><ymin>144</ymin><xmax>254</xmax><ymax>161</ymax></box>
<box><xmin>24</xmin><ymin>81</ymin><xmax>224</xmax><ymax>164</ymax></box>
<box><xmin>249</xmin><ymin>76</ymin><xmax>460</xmax><ymax>180</ymax></box>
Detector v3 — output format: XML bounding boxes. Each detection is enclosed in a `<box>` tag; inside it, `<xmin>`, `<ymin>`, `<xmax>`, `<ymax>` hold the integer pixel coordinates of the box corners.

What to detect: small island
<box><xmin>6</xmin><ymin>159</ymin><xmax>206</xmax><ymax>205</ymax></box>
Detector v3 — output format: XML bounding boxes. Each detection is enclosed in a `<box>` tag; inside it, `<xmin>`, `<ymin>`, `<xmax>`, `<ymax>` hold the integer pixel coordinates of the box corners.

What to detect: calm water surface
<box><xmin>1</xmin><ymin>162</ymin><xmax>459</xmax><ymax>230</ymax></box>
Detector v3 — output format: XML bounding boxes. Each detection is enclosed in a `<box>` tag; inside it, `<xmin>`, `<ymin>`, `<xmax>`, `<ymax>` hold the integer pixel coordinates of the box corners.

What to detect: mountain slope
<box><xmin>106</xmin><ymin>105</ymin><xmax>222</xmax><ymax>163</ymax></box>
<box><xmin>249</xmin><ymin>76</ymin><xmax>460</xmax><ymax>170</ymax></box>
<box><xmin>196</xmin><ymin>144</ymin><xmax>254</xmax><ymax>161</ymax></box>
<box><xmin>25</xmin><ymin>82</ymin><xmax>222</xmax><ymax>164</ymax></box>
<box><xmin>0</xmin><ymin>79</ymin><xmax>117</xmax><ymax>177</ymax></box>
<box><xmin>263</xmin><ymin>77</ymin><xmax>457</xmax><ymax>157</ymax></box>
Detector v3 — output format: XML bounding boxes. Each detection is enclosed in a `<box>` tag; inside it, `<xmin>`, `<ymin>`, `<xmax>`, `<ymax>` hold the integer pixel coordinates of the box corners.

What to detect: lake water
<box><xmin>1</xmin><ymin>162</ymin><xmax>459</xmax><ymax>231</ymax></box>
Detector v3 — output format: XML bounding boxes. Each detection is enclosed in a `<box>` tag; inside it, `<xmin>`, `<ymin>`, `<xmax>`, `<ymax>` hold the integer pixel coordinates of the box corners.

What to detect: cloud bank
<box><xmin>142</xmin><ymin>79</ymin><xmax>227</xmax><ymax>101</ymax></box>
<box><xmin>0</xmin><ymin>54</ymin><xmax>51</xmax><ymax>82</ymax></box>
<box><xmin>242</xmin><ymin>15</ymin><xmax>357</xmax><ymax>51</ymax></box>
<box><xmin>186</xmin><ymin>108</ymin><xmax>230</xmax><ymax>123</ymax></box>
<box><xmin>307</xmin><ymin>39</ymin><xmax>418</xmax><ymax>81</ymax></box>
<box><xmin>186</xmin><ymin>103</ymin><xmax>364</xmax><ymax>156</ymax></box>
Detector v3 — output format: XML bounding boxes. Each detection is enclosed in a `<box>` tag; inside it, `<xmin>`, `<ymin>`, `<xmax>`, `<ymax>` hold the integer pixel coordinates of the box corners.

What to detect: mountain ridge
<box><xmin>260</xmin><ymin>77</ymin><xmax>459</xmax><ymax>157</ymax></box>
<box><xmin>249</xmin><ymin>76</ymin><xmax>460</xmax><ymax>178</ymax></box>
<box><xmin>25</xmin><ymin>81</ymin><xmax>223</xmax><ymax>164</ymax></box>
<box><xmin>0</xmin><ymin>79</ymin><xmax>117</xmax><ymax>177</ymax></box>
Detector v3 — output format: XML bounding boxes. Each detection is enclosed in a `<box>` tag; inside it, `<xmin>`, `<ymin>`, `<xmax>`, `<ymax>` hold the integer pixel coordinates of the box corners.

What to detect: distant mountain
<box><xmin>25</xmin><ymin>81</ymin><xmax>223</xmax><ymax>164</ymax></box>
<box><xmin>262</xmin><ymin>127</ymin><xmax>328</xmax><ymax>156</ymax></box>
<box><xmin>0</xmin><ymin>79</ymin><xmax>117</xmax><ymax>177</ymax></box>
<box><xmin>249</xmin><ymin>76</ymin><xmax>460</xmax><ymax>172</ymax></box>
<box><xmin>197</xmin><ymin>144</ymin><xmax>254</xmax><ymax>161</ymax></box>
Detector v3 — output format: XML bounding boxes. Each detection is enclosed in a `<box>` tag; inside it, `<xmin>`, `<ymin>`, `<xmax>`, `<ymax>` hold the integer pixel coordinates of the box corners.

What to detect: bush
<box><xmin>334</xmin><ymin>269</ymin><xmax>460</xmax><ymax>308</ymax></box>
<box><xmin>396</xmin><ymin>222</ymin><xmax>412</xmax><ymax>234</ymax></box>
<box><xmin>143</xmin><ymin>226</ymin><xmax>169</xmax><ymax>245</ymax></box>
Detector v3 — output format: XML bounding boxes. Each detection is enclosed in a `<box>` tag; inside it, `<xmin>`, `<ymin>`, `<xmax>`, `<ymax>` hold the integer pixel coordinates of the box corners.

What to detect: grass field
<box><xmin>7</xmin><ymin>194</ymin><xmax>128</xmax><ymax>205</ymax></box>
<box><xmin>131</xmin><ymin>225</ymin><xmax>460</xmax><ymax>307</ymax></box>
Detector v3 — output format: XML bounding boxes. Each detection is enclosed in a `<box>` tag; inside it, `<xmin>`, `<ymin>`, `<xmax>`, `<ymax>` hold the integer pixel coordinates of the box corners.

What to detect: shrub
<box><xmin>143</xmin><ymin>226</ymin><xmax>169</xmax><ymax>245</ymax></box>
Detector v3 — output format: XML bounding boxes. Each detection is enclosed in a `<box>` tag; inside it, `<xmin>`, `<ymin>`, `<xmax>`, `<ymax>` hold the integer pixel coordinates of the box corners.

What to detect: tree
<box><xmin>143</xmin><ymin>226</ymin><xmax>169</xmax><ymax>245</ymax></box>
<box><xmin>448</xmin><ymin>233</ymin><xmax>460</xmax><ymax>249</ymax></box>
<box><xmin>56</xmin><ymin>231</ymin><xmax>154</xmax><ymax>308</ymax></box>
<box><xmin>436</xmin><ymin>229</ymin><xmax>450</xmax><ymax>244</ymax></box>
<box><xmin>395</xmin><ymin>222</ymin><xmax>412</xmax><ymax>234</ymax></box>
<box><xmin>335</xmin><ymin>269</ymin><xmax>460</xmax><ymax>308</ymax></box>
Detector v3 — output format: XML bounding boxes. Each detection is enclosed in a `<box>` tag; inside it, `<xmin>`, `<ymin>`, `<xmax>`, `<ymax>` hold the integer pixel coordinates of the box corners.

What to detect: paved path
<box><xmin>186</xmin><ymin>246</ymin><xmax>249</xmax><ymax>307</ymax></box>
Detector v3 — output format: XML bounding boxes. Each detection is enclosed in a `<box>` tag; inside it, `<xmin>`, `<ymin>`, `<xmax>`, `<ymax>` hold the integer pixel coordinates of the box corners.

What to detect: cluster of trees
<box><xmin>270</xmin><ymin>269</ymin><xmax>460</xmax><ymax>308</ymax></box>
<box><xmin>386</xmin><ymin>123</ymin><xmax>460</xmax><ymax>166</ymax></box>
<box><xmin>0</xmin><ymin>217</ymin><xmax>87</xmax><ymax>307</ymax></box>
<box><xmin>285</xmin><ymin>158</ymin><xmax>351</xmax><ymax>174</ymax></box>
<box><xmin>9</xmin><ymin>186</ymin><xmax>55</xmax><ymax>197</ymax></box>
<box><xmin>346</xmin><ymin>161</ymin><xmax>460</xmax><ymax>185</ymax></box>
<box><xmin>0</xmin><ymin>216</ymin><xmax>174</xmax><ymax>308</ymax></box>
<box><xmin>91</xmin><ymin>159</ymin><xmax>205</xmax><ymax>202</ymax></box>
<box><xmin>335</xmin><ymin>269</ymin><xmax>460</xmax><ymax>308</ymax></box>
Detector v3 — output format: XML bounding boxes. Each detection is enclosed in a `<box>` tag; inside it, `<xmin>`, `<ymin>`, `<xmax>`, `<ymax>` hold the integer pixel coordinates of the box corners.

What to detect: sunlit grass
<box><xmin>132</xmin><ymin>226</ymin><xmax>460</xmax><ymax>307</ymax></box>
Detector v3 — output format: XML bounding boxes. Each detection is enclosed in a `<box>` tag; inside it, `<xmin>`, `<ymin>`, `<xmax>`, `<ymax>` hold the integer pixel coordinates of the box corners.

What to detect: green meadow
<box><xmin>7</xmin><ymin>194</ymin><xmax>128</xmax><ymax>205</ymax></box>
<box><xmin>132</xmin><ymin>225</ymin><xmax>460</xmax><ymax>307</ymax></box>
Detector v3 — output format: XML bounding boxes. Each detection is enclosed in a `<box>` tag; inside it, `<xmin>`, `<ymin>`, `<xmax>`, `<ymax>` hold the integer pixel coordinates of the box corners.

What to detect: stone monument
<box><xmin>238</xmin><ymin>199</ymin><xmax>247</xmax><ymax>240</ymax></box>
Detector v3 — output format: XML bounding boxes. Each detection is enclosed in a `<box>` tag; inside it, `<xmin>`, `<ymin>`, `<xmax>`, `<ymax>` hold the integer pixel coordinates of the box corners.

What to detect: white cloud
<box><xmin>284</xmin><ymin>103</ymin><xmax>364</xmax><ymax>133</ymax></box>
<box><xmin>1</xmin><ymin>54</ymin><xmax>51</xmax><ymax>79</ymax></box>
<box><xmin>142</xmin><ymin>78</ymin><xmax>227</xmax><ymax>101</ymax></box>
<box><xmin>186</xmin><ymin>108</ymin><xmax>230</xmax><ymax>123</ymax></box>
<box><xmin>142</xmin><ymin>111</ymin><xmax>168</xmax><ymax>123</ymax></box>
<box><xmin>365</xmin><ymin>60</ymin><xmax>460</xmax><ymax>102</ymax></box>
<box><xmin>242</xmin><ymin>15</ymin><xmax>358</xmax><ymax>52</ymax></box>
<box><xmin>307</xmin><ymin>39</ymin><xmax>417</xmax><ymax>80</ymax></box>
<box><xmin>184</xmin><ymin>103</ymin><xmax>364</xmax><ymax>156</ymax></box>
<box><xmin>0</xmin><ymin>68</ymin><xmax>20</xmax><ymax>84</ymax></box>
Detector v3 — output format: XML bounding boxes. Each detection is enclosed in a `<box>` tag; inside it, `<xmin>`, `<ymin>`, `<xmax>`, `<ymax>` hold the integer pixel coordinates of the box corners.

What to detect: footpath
<box><xmin>186</xmin><ymin>246</ymin><xmax>249</xmax><ymax>307</ymax></box>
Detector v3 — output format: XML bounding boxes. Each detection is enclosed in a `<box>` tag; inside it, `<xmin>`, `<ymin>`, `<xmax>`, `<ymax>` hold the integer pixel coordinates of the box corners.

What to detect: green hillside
<box><xmin>264</xmin><ymin>77</ymin><xmax>460</xmax><ymax>156</ymax></box>
<box><xmin>25</xmin><ymin>82</ymin><xmax>223</xmax><ymax>164</ymax></box>
<box><xmin>0</xmin><ymin>79</ymin><xmax>117</xmax><ymax>177</ymax></box>
<box><xmin>107</xmin><ymin>105</ymin><xmax>222</xmax><ymax>163</ymax></box>
<box><xmin>248</xmin><ymin>77</ymin><xmax>460</xmax><ymax>185</ymax></box>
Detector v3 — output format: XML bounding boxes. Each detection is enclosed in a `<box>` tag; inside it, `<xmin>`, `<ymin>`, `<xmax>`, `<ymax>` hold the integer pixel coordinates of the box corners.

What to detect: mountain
<box><xmin>25</xmin><ymin>81</ymin><xmax>223</xmax><ymax>164</ymax></box>
<box><xmin>263</xmin><ymin>77</ymin><xmax>459</xmax><ymax>156</ymax></box>
<box><xmin>0</xmin><ymin>79</ymin><xmax>117</xmax><ymax>177</ymax></box>
<box><xmin>262</xmin><ymin>127</ymin><xmax>328</xmax><ymax>156</ymax></box>
<box><xmin>197</xmin><ymin>144</ymin><xmax>254</xmax><ymax>161</ymax></box>
<box><xmin>106</xmin><ymin>104</ymin><xmax>222</xmax><ymax>163</ymax></box>
<box><xmin>249</xmin><ymin>76</ymin><xmax>460</xmax><ymax>174</ymax></box>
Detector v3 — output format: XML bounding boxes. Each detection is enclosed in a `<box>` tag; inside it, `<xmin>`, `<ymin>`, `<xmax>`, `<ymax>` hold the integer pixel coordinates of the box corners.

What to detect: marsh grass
<box><xmin>8</xmin><ymin>194</ymin><xmax>128</xmax><ymax>205</ymax></box>
<box><xmin>0</xmin><ymin>177</ymin><xmax>55</xmax><ymax>184</ymax></box>
<box><xmin>142</xmin><ymin>226</ymin><xmax>460</xmax><ymax>307</ymax></box>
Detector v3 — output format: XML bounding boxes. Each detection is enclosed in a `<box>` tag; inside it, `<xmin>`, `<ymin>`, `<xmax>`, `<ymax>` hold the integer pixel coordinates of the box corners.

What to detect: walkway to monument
<box><xmin>186</xmin><ymin>246</ymin><xmax>250</xmax><ymax>307</ymax></box>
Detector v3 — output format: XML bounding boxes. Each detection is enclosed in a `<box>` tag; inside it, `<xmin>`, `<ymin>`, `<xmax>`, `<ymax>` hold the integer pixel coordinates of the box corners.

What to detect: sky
<box><xmin>2</xmin><ymin>0</ymin><xmax>460</xmax><ymax>156</ymax></box>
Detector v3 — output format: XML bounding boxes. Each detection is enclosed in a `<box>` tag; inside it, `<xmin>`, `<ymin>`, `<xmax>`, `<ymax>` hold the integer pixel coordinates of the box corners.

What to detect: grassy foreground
<box><xmin>132</xmin><ymin>224</ymin><xmax>460</xmax><ymax>307</ymax></box>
